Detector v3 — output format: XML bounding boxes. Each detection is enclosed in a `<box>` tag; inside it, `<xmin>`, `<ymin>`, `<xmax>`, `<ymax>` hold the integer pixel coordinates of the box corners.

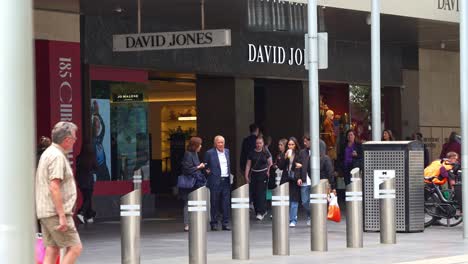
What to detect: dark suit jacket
<box><xmin>204</xmin><ymin>148</ymin><xmax>231</xmax><ymax>189</ymax></box>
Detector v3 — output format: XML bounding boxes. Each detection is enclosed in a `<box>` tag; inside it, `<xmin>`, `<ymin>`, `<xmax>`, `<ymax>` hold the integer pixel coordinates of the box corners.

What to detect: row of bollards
<box><xmin>119</xmin><ymin>168</ymin><xmax>396</xmax><ymax>264</ymax></box>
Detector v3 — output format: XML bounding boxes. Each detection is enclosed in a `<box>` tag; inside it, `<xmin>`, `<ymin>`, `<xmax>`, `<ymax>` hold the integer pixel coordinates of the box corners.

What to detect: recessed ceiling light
<box><xmin>114</xmin><ymin>7</ymin><xmax>124</xmax><ymax>13</ymax></box>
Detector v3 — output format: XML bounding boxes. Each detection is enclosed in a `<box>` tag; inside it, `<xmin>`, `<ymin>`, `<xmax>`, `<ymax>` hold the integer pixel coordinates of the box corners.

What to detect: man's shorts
<box><xmin>40</xmin><ymin>215</ymin><xmax>81</xmax><ymax>248</ymax></box>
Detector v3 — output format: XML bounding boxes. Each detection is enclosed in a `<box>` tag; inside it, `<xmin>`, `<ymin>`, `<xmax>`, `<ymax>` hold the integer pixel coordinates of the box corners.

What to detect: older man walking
<box><xmin>36</xmin><ymin>122</ymin><xmax>82</xmax><ymax>264</ymax></box>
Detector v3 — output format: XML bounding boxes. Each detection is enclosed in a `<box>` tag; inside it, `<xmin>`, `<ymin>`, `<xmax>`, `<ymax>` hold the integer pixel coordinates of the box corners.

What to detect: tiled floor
<box><xmin>78</xmin><ymin>215</ymin><xmax>468</xmax><ymax>264</ymax></box>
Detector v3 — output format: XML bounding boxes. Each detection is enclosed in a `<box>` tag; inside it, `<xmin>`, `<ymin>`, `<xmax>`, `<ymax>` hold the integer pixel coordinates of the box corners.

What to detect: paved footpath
<box><xmin>78</xmin><ymin>217</ymin><xmax>468</xmax><ymax>264</ymax></box>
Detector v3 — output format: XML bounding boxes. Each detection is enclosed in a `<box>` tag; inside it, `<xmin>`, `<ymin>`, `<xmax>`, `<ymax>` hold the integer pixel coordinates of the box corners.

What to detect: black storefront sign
<box><xmin>112</xmin><ymin>93</ymin><xmax>144</xmax><ymax>102</ymax></box>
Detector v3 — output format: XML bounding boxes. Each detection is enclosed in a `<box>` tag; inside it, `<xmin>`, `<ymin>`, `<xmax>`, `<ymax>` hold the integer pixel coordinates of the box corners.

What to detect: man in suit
<box><xmin>204</xmin><ymin>135</ymin><xmax>231</xmax><ymax>231</ymax></box>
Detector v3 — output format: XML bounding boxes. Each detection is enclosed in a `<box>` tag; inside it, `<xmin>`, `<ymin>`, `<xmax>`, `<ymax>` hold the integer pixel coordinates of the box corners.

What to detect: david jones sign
<box><xmin>438</xmin><ymin>0</ymin><xmax>459</xmax><ymax>11</ymax></box>
<box><xmin>113</xmin><ymin>29</ymin><xmax>231</xmax><ymax>52</ymax></box>
<box><xmin>248</xmin><ymin>44</ymin><xmax>306</xmax><ymax>66</ymax></box>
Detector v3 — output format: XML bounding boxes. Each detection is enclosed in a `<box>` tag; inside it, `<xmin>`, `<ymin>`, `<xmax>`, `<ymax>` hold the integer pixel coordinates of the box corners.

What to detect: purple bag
<box><xmin>177</xmin><ymin>175</ymin><xmax>196</xmax><ymax>189</ymax></box>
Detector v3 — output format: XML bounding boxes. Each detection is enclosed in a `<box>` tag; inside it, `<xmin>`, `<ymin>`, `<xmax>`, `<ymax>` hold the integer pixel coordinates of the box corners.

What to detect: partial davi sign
<box><xmin>113</xmin><ymin>29</ymin><xmax>231</xmax><ymax>52</ymax></box>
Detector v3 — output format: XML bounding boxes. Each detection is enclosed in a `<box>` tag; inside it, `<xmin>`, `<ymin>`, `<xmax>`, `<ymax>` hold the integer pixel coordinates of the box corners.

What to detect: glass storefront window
<box><xmin>91</xmin><ymin>81</ymin><xmax>150</xmax><ymax>181</ymax></box>
<box><xmin>349</xmin><ymin>84</ymin><xmax>372</xmax><ymax>142</ymax></box>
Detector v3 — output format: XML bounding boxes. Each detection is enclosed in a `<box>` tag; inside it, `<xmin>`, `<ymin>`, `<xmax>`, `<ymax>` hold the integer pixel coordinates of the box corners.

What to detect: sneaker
<box><xmin>184</xmin><ymin>225</ymin><xmax>189</xmax><ymax>232</ymax></box>
<box><xmin>87</xmin><ymin>218</ymin><xmax>94</xmax><ymax>224</ymax></box>
<box><xmin>307</xmin><ymin>220</ymin><xmax>311</xmax><ymax>226</ymax></box>
<box><xmin>77</xmin><ymin>214</ymin><xmax>85</xmax><ymax>224</ymax></box>
<box><xmin>256</xmin><ymin>213</ymin><xmax>264</xmax><ymax>220</ymax></box>
<box><xmin>289</xmin><ymin>222</ymin><xmax>296</xmax><ymax>228</ymax></box>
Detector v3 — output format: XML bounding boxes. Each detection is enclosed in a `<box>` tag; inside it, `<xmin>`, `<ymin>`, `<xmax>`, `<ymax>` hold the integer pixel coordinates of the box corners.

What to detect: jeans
<box><xmin>300</xmin><ymin>185</ymin><xmax>311</xmax><ymax>219</ymax></box>
<box><xmin>290</xmin><ymin>201</ymin><xmax>298</xmax><ymax>224</ymax></box>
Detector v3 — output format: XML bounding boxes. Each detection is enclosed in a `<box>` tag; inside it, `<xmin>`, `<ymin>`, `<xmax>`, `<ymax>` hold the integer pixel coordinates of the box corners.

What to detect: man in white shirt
<box><xmin>204</xmin><ymin>135</ymin><xmax>232</xmax><ymax>231</ymax></box>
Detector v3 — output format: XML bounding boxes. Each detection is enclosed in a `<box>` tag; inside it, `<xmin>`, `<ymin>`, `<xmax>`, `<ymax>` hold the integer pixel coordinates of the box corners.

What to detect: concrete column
<box><xmin>0</xmin><ymin>0</ymin><xmax>36</xmax><ymax>263</ymax></box>
<box><xmin>255</xmin><ymin>79</ymin><xmax>304</xmax><ymax>141</ymax></box>
<box><xmin>196</xmin><ymin>76</ymin><xmax>254</xmax><ymax>186</ymax></box>
<box><xmin>234</xmin><ymin>78</ymin><xmax>255</xmax><ymax>185</ymax></box>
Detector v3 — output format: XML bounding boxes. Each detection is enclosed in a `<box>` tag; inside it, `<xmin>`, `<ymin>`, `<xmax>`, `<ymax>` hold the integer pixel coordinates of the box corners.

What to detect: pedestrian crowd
<box><xmin>32</xmin><ymin>119</ymin><xmax>461</xmax><ymax>264</ymax></box>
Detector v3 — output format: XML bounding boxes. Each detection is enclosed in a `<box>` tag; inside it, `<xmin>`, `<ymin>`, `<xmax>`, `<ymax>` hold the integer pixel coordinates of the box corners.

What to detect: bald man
<box><xmin>204</xmin><ymin>135</ymin><xmax>232</xmax><ymax>231</ymax></box>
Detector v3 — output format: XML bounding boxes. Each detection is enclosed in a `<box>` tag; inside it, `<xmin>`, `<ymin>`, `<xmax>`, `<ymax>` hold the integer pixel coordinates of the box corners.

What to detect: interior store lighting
<box><xmin>178</xmin><ymin>116</ymin><xmax>197</xmax><ymax>121</ymax></box>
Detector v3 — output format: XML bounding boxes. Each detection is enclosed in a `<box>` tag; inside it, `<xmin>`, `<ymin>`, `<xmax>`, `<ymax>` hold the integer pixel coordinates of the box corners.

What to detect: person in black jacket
<box><xmin>179</xmin><ymin>136</ymin><xmax>206</xmax><ymax>231</ymax></box>
<box><xmin>76</xmin><ymin>144</ymin><xmax>98</xmax><ymax>224</ymax></box>
<box><xmin>240</xmin><ymin>124</ymin><xmax>259</xmax><ymax>209</ymax></box>
<box><xmin>320</xmin><ymin>140</ymin><xmax>336</xmax><ymax>191</ymax></box>
<box><xmin>338</xmin><ymin>129</ymin><xmax>363</xmax><ymax>185</ymax></box>
<box><xmin>277</xmin><ymin>137</ymin><xmax>302</xmax><ymax>227</ymax></box>
<box><xmin>297</xmin><ymin>135</ymin><xmax>312</xmax><ymax>226</ymax></box>
<box><xmin>240</xmin><ymin>124</ymin><xmax>259</xmax><ymax>172</ymax></box>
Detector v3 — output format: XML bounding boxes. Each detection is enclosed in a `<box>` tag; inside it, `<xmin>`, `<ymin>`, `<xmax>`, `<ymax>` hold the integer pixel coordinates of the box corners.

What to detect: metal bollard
<box><xmin>188</xmin><ymin>186</ymin><xmax>208</xmax><ymax>264</ymax></box>
<box><xmin>310</xmin><ymin>179</ymin><xmax>329</xmax><ymax>252</ymax></box>
<box><xmin>380</xmin><ymin>177</ymin><xmax>396</xmax><ymax>244</ymax></box>
<box><xmin>346</xmin><ymin>168</ymin><xmax>363</xmax><ymax>248</ymax></box>
<box><xmin>272</xmin><ymin>182</ymin><xmax>289</xmax><ymax>256</ymax></box>
<box><xmin>231</xmin><ymin>184</ymin><xmax>250</xmax><ymax>260</ymax></box>
<box><xmin>121</xmin><ymin>189</ymin><xmax>142</xmax><ymax>264</ymax></box>
<box><xmin>133</xmin><ymin>170</ymin><xmax>142</xmax><ymax>190</ymax></box>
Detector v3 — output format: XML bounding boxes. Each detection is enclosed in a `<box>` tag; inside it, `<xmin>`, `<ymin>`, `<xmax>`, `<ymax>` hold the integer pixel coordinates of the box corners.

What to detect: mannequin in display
<box><xmin>319</xmin><ymin>95</ymin><xmax>329</xmax><ymax>127</ymax></box>
<box><xmin>322</xmin><ymin>109</ymin><xmax>337</xmax><ymax>160</ymax></box>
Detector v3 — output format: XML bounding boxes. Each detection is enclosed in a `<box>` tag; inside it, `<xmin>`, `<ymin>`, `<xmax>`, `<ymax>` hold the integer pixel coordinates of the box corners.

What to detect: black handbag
<box><xmin>287</xmin><ymin>169</ymin><xmax>296</xmax><ymax>181</ymax></box>
<box><xmin>267</xmin><ymin>171</ymin><xmax>277</xmax><ymax>189</ymax></box>
<box><xmin>177</xmin><ymin>175</ymin><xmax>196</xmax><ymax>189</ymax></box>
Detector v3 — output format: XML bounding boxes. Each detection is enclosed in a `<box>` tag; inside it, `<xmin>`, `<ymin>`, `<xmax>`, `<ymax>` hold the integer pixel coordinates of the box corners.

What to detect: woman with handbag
<box><xmin>277</xmin><ymin>137</ymin><xmax>302</xmax><ymax>227</ymax></box>
<box><xmin>245</xmin><ymin>136</ymin><xmax>272</xmax><ymax>221</ymax></box>
<box><xmin>338</xmin><ymin>130</ymin><xmax>363</xmax><ymax>186</ymax></box>
<box><xmin>179</xmin><ymin>136</ymin><xmax>206</xmax><ymax>231</ymax></box>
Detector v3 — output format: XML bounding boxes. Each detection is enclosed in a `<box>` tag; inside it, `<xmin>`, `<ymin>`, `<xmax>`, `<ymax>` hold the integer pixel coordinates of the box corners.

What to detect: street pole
<box><xmin>0</xmin><ymin>0</ymin><xmax>36</xmax><ymax>263</ymax></box>
<box><xmin>307</xmin><ymin>0</ymin><xmax>327</xmax><ymax>252</ymax></box>
<box><xmin>459</xmin><ymin>0</ymin><xmax>468</xmax><ymax>240</ymax></box>
<box><xmin>307</xmin><ymin>0</ymin><xmax>320</xmax><ymax>186</ymax></box>
<box><xmin>371</xmin><ymin>0</ymin><xmax>382</xmax><ymax>141</ymax></box>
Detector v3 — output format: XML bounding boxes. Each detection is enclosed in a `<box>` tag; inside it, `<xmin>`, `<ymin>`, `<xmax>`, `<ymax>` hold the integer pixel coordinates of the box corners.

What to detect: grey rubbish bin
<box><xmin>362</xmin><ymin>141</ymin><xmax>424</xmax><ymax>233</ymax></box>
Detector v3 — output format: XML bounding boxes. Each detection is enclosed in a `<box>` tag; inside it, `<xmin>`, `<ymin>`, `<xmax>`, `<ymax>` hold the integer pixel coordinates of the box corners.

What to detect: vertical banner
<box><xmin>48</xmin><ymin>41</ymin><xmax>82</xmax><ymax>167</ymax></box>
<box><xmin>91</xmin><ymin>99</ymin><xmax>112</xmax><ymax>180</ymax></box>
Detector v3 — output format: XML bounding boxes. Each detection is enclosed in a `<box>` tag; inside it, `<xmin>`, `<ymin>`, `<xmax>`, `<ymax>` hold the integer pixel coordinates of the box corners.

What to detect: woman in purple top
<box><xmin>338</xmin><ymin>129</ymin><xmax>363</xmax><ymax>185</ymax></box>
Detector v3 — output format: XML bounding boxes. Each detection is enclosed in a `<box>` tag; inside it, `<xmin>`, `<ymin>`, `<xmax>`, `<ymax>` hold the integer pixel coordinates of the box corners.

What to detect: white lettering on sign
<box><xmin>248</xmin><ymin>44</ymin><xmax>305</xmax><ymax>66</ymax></box>
<box><xmin>59</xmin><ymin>57</ymin><xmax>74</xmax><ymax>165</ymax></box>
<box><xmin>113</xmin><ymin>29</ymin><xmax>231</xmax><ymax>52</ymax></box>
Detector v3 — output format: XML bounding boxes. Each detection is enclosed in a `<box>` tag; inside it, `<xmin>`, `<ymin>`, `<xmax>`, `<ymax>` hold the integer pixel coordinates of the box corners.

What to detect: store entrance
<box><xmin>146</xmin><ymin>72</ymin><xmax>197</xmax><ymax>196</ymax></box>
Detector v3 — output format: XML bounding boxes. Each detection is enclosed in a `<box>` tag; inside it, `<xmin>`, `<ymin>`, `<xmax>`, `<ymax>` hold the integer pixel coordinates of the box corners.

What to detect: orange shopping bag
<box><xmin>327</xmin><ymin>193</ymin><xmax>341</xmax><ymax>222</ymax></box>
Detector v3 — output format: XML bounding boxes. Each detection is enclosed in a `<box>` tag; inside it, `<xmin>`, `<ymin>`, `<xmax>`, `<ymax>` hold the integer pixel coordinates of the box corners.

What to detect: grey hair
<box><xmin>51</xmin><ymin>121</ymin><xmax>78</xmax><ymax>144</ymax></box>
